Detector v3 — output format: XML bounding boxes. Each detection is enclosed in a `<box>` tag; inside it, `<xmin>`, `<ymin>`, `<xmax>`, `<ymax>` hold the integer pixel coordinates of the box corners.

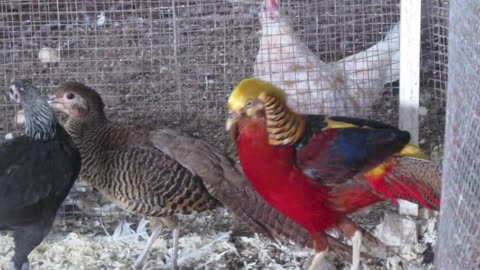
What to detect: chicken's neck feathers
<box><xmin>24</xmin><ymin>100</ymin><xmax>57</xmax><ymax>141</ymax></box>
<box><xmin>66</xmin><ymin>114</ymin><xmax>111</xmax><ymax>153</ymax></box>
<box><xmin>66</xmin><ymin>112</ymin><xmax>107</xmax><ymax>134</ymax></box>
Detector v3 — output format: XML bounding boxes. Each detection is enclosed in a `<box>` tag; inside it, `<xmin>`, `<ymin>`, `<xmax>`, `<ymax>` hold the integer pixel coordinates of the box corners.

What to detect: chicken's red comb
<box><xmin>265</xmin><ymin>0</ymin><xmax>279</xmax><ymax>10</ymax></box>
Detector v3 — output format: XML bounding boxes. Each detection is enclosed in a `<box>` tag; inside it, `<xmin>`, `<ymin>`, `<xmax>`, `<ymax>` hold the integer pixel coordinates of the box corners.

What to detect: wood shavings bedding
<box><xmin>0</xmin><ymin>208</ymin><xmax>436</xmax><ymax>270</ymax></box>
<box><xmin>0</xmin><ymin>231</ymin><xmax>231</xmax><ymax>270</ymax></box>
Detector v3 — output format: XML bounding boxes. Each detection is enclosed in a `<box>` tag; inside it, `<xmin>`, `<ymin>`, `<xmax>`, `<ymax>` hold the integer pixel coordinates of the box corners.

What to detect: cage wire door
<box><xmin>436</xmin><ymin>0</ymin><xmax>479</xmax><ymax>269</ymax></box>
<box><xmin>0</xmin><ymin>0</ymin><xmax>448</xmax><ymax>269</ymax></box>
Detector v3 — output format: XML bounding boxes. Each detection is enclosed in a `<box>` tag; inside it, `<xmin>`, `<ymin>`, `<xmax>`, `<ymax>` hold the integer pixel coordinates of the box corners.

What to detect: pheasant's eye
<box><xmin>66</xmin><ymin>93</ymin><xmax>75</xmax><ymax>100</ymax></box>
<box><xmin>246</xmin><ymin>99</ymin><xmax>253</xmax><ymax>107</ymax></box>
<box><xmin>9</xmin><ymin>89</ymin><xmax>13</xmax><ymax>94</ymax></box>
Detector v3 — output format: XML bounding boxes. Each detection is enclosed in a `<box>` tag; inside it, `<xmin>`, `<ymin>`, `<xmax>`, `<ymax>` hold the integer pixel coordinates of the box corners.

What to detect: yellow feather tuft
<box><xmin>323</xmin><ymin>117</ymin><xmax>359</xmax><ymax>130</ymax></box>
<box><xmin>365</xmin><ymin>163</ymin><xmax>388</xmax><ymax>178</ymax></box>
<box><xmin>228</xmin><ymin>78</ymin><xmax>286</xmax><ymax>113</ymax></box>
<box><xmin>399</xmin><ymin>144</ymin><xmax>430</xmax><ymax>160</ymax></box>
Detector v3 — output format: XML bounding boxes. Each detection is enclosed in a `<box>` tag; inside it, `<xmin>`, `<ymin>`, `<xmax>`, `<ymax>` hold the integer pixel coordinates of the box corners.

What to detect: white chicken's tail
<box><xmin>339</xmin><ymin>22</ymin><xmax>401</xmax><ymax>86</ymax></box>
<box><xmin>378</xmin><ymin>22</ymin><xmax>401</xmax><ymax>84</ymax></box>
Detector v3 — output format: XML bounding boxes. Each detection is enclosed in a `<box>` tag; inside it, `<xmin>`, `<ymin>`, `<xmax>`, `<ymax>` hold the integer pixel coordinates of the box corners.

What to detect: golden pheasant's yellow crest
<box><xmin>227</xmin><ymin>78</ymin><xmax>305</xmax><ymax>146</ymax></box>
<box><xmin>227</xmin><ymin>78</ymin><xmax>287</xmax><ymax>113</ymax></box>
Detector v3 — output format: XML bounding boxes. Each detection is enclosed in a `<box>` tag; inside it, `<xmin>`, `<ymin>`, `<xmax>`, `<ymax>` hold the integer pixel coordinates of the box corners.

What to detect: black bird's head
<box><xmin>8</xmin><ymin>80</ymin><xmax>43</xmax><ymax>106</ymax></box>
<box><xmin>48</xmin><ymin>81</ymin><xmax>106</xmax><ymax>120</ymax></box>
<box><xmin>8</xmin><ymin>80</ymin><xmax>57</xmax><ymax>140</ymax></box>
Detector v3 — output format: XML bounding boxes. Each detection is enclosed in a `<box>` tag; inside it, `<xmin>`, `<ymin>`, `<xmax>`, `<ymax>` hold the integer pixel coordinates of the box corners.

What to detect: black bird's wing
<box><xmin>0</xmin><ymin>133</ymin><xmax>80</xmax><ymax>214</ymax></box>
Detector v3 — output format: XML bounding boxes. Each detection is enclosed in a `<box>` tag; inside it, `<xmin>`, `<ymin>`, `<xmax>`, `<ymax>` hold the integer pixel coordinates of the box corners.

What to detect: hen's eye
<box><xmin>66</xmin><ymin>93</ymin><xmax>75</xmax><ymax>100</ymax></box>
<box><xmin>246</xmin><ymin>99</ymin><xmax>253</xmax><ymax>107</ymax></box>
<box><xmin>9</xmin><ymin>89</ymin><xmax>13</xmax><ymax>94</ymax></box>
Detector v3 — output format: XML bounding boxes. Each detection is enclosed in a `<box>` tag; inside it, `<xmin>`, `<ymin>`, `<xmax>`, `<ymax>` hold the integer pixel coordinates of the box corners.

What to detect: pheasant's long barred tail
<box><xmin>149</xmin><ymin>128</ymin><xmax>320</xmax><ymax>250</ymax></box>
<box><xmin>263</xmin><ymin>95</ymin><xmax>305</xmax><ymax>146</ymax></box>
<box><xmin>388</xmin><ymin>157</ymin><xmax>442</xmax><ymax>209</ymax></box>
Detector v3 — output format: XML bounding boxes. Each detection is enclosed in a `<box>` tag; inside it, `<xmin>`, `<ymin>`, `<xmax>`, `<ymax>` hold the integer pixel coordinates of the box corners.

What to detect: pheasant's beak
<box><xmin>226</xmin><ymin>111</ymin><xmax>240</xmax><ymax>131</ymax></box>
<box><xmin>46</xmin><ymin>94</ymin><xmax>57</xmax><ymax>104</ymax></box>
<box><xmin>8</xmin><ymin>84</ymin><xmax>21</xmax><ymax>104</ymax></box>
<box><xmin>47</xmin><ymin>95</ymin><xmax>66</xmax><ymax>111</ymax></box>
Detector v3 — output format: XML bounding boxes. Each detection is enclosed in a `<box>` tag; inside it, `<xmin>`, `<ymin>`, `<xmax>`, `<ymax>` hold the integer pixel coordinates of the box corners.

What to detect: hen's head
<box><xmin>8</xmin><ymin>80</ymin><xmax>43</xmax><ymax>105</ymax></box>
<box><xmin>259</xmin><ymin>0</ymin><xmax>279</xmax><ymax>24</ymax></box>
<box><xmin>49</xmin><ymin>81</ymin><xmax>105</xmax><ymax>118</ymax></box>
<box><xmin>8</xmin><ymin>80</ymin><xmax>57</xmax><ymax>140</ymax></box>
<box><xmin>226</xmin><ymin>78</ymin><xmax>287</xmax><ymax>130</ymax></box>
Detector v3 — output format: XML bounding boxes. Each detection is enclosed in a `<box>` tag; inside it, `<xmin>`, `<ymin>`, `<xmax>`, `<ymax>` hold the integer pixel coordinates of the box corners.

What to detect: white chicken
<box><xmin>254</xmin><ymin>0</ymin><xmax>400</xmax><ymax>116</ymax></box>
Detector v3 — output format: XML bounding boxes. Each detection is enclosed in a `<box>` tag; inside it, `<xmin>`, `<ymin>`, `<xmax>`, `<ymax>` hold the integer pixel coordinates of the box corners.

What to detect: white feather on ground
<box><xmin>254</xmin><ymin>0</ymin><xmax>400</xmax><ymax>116</ymax></box>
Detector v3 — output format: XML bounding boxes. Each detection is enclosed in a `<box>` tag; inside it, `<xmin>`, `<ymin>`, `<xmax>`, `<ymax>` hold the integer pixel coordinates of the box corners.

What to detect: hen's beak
<box><xmin>226</xmin><ymin>111</ymin><xmax>240</xmax><ymax>131</ymax></box>
<box><xmin>47</xmin><ymin>95</ymin><xmax>65</xmax><ymax>111</ymax></box>
<box><xmin>46</xmin><ymin>94</ymin><xmax>57</xmax><ymax>104</ymax></box>
<box><xmin>8</xmin><ymin>84</ymin><xmax>21</xmax><ymax>104</ymax></box>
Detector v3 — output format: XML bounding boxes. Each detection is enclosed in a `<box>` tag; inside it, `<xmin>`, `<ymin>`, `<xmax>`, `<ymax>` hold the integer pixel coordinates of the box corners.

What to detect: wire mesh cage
<box><xmin>436</xmin><ymin>0</ymin><xmax>479</xmax><ymax>268</ymax></box>
<box><xmin>0</xmin><ymin>0</ymin><xmax>449</xmax><ymax>269</ymax></box>
<box><xmin>0</xmin><ymin>0</ymin><xmax>447</xmax><ymax>150</ymax></box>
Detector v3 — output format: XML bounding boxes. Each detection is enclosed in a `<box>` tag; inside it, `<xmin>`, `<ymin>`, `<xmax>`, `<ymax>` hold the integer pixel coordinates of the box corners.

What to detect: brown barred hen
<box><xmin>47</xmin><ymin>82</ymin><xmax>326</xmax><ymax>269</ymax></box>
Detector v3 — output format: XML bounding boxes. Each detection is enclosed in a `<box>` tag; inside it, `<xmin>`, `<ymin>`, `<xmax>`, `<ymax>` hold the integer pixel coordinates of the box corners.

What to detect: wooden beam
<box><xmin>399</xmin><ymin>0</ymin><xmax>422</xmax><ymax>144</ymax></box>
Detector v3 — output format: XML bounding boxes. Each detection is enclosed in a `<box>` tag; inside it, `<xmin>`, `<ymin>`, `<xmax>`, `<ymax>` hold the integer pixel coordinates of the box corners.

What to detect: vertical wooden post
<box><xmin>399</xmin><ymin>0</ymin><xmax>421</xmax><ymax>144</ymax></box>
<box><xmin>398</xmin><ymin>0</ymin><xmax>422</xmax><ymax>215</ymax></box>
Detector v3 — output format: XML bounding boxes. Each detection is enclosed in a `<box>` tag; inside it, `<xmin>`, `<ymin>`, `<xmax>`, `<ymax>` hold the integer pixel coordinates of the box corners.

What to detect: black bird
<box><xmin>0</xmin><ymin>80</ymin><xmax>81</xmax><ymax>270</ymax></box>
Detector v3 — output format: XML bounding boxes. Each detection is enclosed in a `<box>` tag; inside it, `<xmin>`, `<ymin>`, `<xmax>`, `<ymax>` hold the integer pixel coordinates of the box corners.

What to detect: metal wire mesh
<box><xmin>0</xmin><ymin>0</ymin><xmax>403</xmax><ymax>139</ymax></box>
<box><xmin>436</xmin><ymin>0</ymin><xmax>480</xmax><ymax>268</ymax></box>
<box><xmin>420</xmin><ymin>0</ymin><xmax>448</xmax><ymax>154</ymax></box>
<box><xmin>0</xmin><ymin>0</ymin><xmax>448</xmax><ymax>236</ymax></box>
<box><xmin>255</xmin><ymin>0</ymin><xmax>401</xmax><ymax>117</ymax></box>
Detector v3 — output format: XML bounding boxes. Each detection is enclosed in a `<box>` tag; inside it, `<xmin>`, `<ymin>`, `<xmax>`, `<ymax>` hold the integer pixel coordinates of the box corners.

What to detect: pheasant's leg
<box><xmin>133</xmin><ymin>218</ymin><xmax>163</xmax><ymax>269</ymax></box>
<box><xmin>308</xmin><ymin>232</ymin><xmax>329</xmax><ymax>270</ymax></box>
<box><xmin>171</xmin><ymin>226</ymin><xmax>180</xmax><ymax>270</ymax></box>
<box><xmin>309</xmin><ymin>252</ymin><xmax>328</xmax><ymax>270</ymax></box>
<box><xmin>159</xmin><ymin>216</ymin><xmax>180</xmax><ymax>270</ymax></box>
<box><xmin>338</xmin><ymin>218</ymin><xmax>361</xmax><ymax>270</ymax></box>
<box><xmin>351</xmin><ymin>231</ymin><xmax>362</xmax><ymax>270</ymax></box>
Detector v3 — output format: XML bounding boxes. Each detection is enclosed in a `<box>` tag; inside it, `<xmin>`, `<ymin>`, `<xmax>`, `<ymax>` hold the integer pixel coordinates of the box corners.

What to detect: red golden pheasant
<box><xmin>226</xmin><ymin>78</ymin><xmax>441</xmax><ymax>269</ymax></box>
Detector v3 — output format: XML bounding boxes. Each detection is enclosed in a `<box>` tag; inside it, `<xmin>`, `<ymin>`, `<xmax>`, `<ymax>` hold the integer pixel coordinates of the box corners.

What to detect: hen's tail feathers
<box><xmin>386</xmin><ymin>157</ymin><xmax>442</xmax><ymax>210</ymax></box>
<box><xmin>339</xmin><ymin>22</ymin><xmax>400</xmax><ymax>85</ymax></box>
<box><xmin>379</xmin><ymin>22</ymin><xmax>401</xmax><ymax>84</ymax></box>
<box><xmin>149</xmin><ymin>128</ymin><xmax>312</xmax><ymax>245</ymax></box>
